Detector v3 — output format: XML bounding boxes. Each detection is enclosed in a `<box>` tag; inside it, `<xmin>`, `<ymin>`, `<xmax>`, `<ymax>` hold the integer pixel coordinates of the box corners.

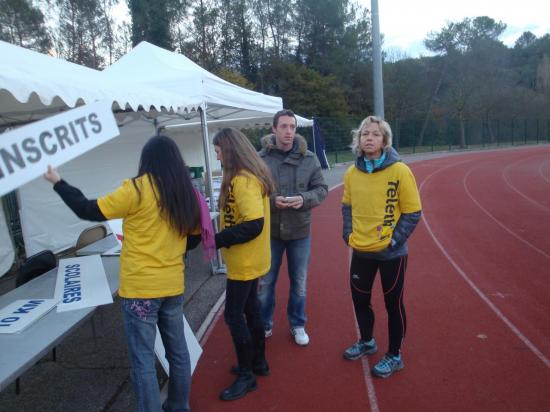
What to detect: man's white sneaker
<box><xmin>264</xmin><ymin>328</ymin><xmax>272</xmax><ymax>338</ymax></box>
<box><xmin>291</xmin><ymin>327</ymin><xmax>309</xmax><ymax>346</ymax></box>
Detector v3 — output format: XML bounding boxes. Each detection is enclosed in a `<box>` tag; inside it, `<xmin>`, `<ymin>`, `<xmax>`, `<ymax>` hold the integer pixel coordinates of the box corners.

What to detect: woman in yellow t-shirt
<box><xmin>212</xmin><ymin>128</ymin><xmax>275</xmax><ymax>401</ymax></box>
<box><xmin>44</xmin><ymin>135</ymin><xmax>201</xmax><ymax>412</ymax></box>
<box><xmin>341</xmin><ymin>116</ymin><xmax>422</xmax><ymax>379</ymax></box>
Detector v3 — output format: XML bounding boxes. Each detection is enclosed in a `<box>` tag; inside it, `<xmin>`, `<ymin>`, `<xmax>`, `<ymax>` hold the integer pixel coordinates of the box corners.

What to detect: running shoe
<box><xmin>290</xmin><ymin>327</ymin><xmax>309</xmax><ymax>346</ymax></box>
<box><xmin>343</xmin><ymin>338</ymin><xmax>378</xmax><ymax>360</ymax></box>
<box><xmin>371</xmin><ymin>353</ymin><xmax>404</xmax><ymax>378</ymax></box>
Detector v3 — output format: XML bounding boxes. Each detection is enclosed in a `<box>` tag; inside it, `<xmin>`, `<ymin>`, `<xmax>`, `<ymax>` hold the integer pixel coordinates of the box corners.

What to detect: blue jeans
<box><xmin>121</xmin><ymin>294</ymin><xmax>191</xmax><ymax>412</ymax></box>
<box><xmin>258</xmin><ymin>236</ymin><xmax>311</xmax><ymax>330</ymax></box>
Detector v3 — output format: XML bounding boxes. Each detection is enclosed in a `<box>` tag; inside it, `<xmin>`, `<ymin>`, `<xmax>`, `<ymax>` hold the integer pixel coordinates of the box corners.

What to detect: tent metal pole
<box><xmin>199</xmin><ymin>105</ymin><xmax>215</xmax><ymax>208</ymax></box>
<box><xmin>199</xmin><ymin>105</ymin><xmax>226</xmax><ymax>275</ymax></box>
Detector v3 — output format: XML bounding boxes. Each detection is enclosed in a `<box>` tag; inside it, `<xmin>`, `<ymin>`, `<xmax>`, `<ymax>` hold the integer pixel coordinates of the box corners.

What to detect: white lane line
<box><xmin>420</xmin><ymin>160</ymin><xmax>550</xmax><ymax>369</ymax></box>
<box><xmin>319</xmin><ymin>181</ymin><xmax>380</xmax><ymax>411</ymax></box>
<box><xmin>348</xmin><ymin>248</ymin><xmax>380</xmax><ymax>412</ymax></box>
<box><xmin>502</xmin><ymin>157</ymin><xmax>550</xmax><ymax>212</ymax></box>
<box><xmin>463</xmin><ymin>167</ymin><xmax>550</xmax><ymax>260</ymax></box>
<box><xmin>329</xmin><ymin>182</ymin><xmax>344</xmax><ymax>191</ymax></box>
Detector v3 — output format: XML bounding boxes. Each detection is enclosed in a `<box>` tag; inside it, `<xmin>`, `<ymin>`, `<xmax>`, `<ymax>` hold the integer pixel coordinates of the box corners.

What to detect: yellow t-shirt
<box><xmin>98</xmin><ymin>175</ymin><xmax>196</xmax><ymax>298</ymax></box>
<box><xmin>342</xmin><ymin>162</ymin><xmax>421</xmax><ymax>253</ymax></box>
<box><xmin>220</xmin><ymin>173</ymin><xmax>271</xmax><ymax>281</ymax></box>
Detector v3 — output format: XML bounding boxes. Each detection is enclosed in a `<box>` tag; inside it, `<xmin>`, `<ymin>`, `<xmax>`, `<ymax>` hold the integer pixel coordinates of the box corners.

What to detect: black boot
<box><xmin>220</xmin><ymin>340</ymin><xmax>257</xmax><ymax>401</ymax></box>
<box><xmin>230</xmin><ymin>330</ymin><xmax>270</xmax><ymax>376</ymax></box>
<box><xmin>252</xmin><ymin>328</ymin><xmax>270</xmax><ymax>376</ymax></box>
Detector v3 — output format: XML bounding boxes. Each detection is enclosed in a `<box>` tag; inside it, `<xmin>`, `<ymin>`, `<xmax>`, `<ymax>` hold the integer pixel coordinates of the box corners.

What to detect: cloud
<box><xmin>358</xmin><ymin>0</ymin><xmax>550</xmax><ymax>57</ymax></box>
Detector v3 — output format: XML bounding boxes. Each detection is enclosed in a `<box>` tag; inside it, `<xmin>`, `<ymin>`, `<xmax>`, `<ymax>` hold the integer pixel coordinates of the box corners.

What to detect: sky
<box><xmin>358</xmin><ymin>0</ymin><xmax>550</xmax><ymax>58</ymax></box>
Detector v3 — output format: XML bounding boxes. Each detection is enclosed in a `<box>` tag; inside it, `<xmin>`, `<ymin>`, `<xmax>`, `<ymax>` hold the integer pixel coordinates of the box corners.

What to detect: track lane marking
<box><xmin>420</xmin><ymin>158</ymin><xmax>550</xmax><ymax>369</ymax></box>
<box><xmin>347</xmin><ymin>248</ymin><xmax>380</xmax><ymax>412</ymax></box>
<box><xmin>463</xmin><ymin>166</ymin><xmax>550</xmax><ymax>260</ymax></box>
<box><xmin>501</xmin><ymin>156</ymin><xmax>550</xmax><ymax>212</ymax></box>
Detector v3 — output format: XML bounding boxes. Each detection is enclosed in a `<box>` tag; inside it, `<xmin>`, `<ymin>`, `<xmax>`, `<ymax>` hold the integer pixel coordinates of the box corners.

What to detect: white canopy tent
<box><xmin>0</xmin><ymin>40</ymin><xmax>196</xmax><ymax>275</ymax></box>
<box><xmin>103</xmin><ymin>41</ymin><xmax>312</xmax><ymax>207</ymax></box>
<box><xmin>0</xmin><ymin>41</ymin><xmax>312</xmax><ymax>275</ymax></box>
<box><xmin>0</xmin><ymin>40</ymin><xmax>194</xmax><ymax>126</ymax></box>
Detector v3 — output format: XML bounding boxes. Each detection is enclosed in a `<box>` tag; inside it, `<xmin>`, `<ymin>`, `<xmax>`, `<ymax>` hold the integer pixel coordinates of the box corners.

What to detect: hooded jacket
<box><xmin>259</xmin><ymin>133</ymin><xmax>328</xmax><ymax>240</ymax></box>
<box><xmin>342</xmin><ymin>147</ymin><xmax>422</xmax><ymax>260</ymax></box>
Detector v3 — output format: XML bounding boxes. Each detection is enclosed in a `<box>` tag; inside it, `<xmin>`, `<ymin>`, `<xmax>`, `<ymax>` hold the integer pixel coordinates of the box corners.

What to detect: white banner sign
<box><xmin>155</xmin><ymin>315</ymin><xmax>203</xmax><ymax>375</ymax></box>
<box><xmin>0</xmin><ymin>299</ymin><xmax>58</xmax><ymax>334</ymax></box>
<box><xmin>55</xmin><ymin>255</ymin><xmax>113</xmax><ymax>312</ymax></box>
<box><xmin>0</xmin><ymin>101</ymin><xmax>119</xmax><ymax>197</ymax></box>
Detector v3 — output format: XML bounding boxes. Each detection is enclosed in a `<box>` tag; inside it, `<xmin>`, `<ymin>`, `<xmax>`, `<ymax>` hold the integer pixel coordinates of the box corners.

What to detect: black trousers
<box><xmin>224</xmin><ymin>278</ymin><xmax>264</xmax><ymax>344</ymax></box>
<box><xmin>350</xmin><ymin>253</ymin><xmax>408</xmax><ymax>356</ymax></box>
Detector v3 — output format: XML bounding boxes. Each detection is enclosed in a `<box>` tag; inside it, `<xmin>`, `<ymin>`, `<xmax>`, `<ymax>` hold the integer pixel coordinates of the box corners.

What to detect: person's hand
<box><xmin>286</xmin><ymin>195</ymin><xmax>304</xmax><ymax>209</ymax></box>
<box><xmin>275</xmin><ymin>196</ymin><xmax>288</xmax><ymax>209</ymax></box>
<box><xmin>44</xmin><ymin>165</ymin><xmax>61</xmax><ymax>184</ymax></box>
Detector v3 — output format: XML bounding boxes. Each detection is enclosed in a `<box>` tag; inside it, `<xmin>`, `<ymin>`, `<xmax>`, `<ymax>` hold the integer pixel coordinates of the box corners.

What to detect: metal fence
<box><xmin>313</xmin><ymin>117</ymin><xmax>550</xmax><ymax>164</ymax></box>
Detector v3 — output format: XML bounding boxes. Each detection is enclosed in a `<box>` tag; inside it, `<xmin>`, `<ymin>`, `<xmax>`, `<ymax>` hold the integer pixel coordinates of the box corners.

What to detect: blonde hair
<box><xmin>212</xmin><ymin>128</ymin><xmax>275</xmax><ymax>208</ymax></box>
<box><xmin>350</xmin><ymin>116</ymin><xmax>393</xmax><ymax>156</ymax></box>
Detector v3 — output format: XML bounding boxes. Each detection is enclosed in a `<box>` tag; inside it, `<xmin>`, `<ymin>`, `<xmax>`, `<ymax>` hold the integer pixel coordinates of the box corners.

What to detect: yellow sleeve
<box><xmin>398</xmin><ymin>165</ymin><xmax>422</xmax><ymax>213</ymax></box>
<box><xmin>97</xmin><ymin>179</ymin><xmax>136</xmax><ymax>219</ymax></box>
<box><xmin>233</xmin><ymin>175</ymin><xmax>264</xmax><ymax>221</ymax></box>
<box><xmin>342</xmin><ymin>166</ymin><xmax>353</xmax><ymax>205</ymax></box>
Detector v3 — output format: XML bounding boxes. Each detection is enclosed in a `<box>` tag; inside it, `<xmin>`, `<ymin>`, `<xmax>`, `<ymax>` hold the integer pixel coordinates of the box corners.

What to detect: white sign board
<box><xmin>0</xmin><ymin>299</ymin><xmax>58</xmax><ymax>334</ymax></box>
<box><xmin>155</xmin><ymin>314</ymin><xmax>203</xmax><ymax>375</ymax></box>
<box><xmin>108</xmin><ymin>219</ymin><xmax>124</xmax><ymax>245</ymax></box>
<box><xmin>54</xmin><ymin>255</ymin><xmax>113</xmax><ymax>312</ymax></box>
<box><xmin>0</xmin><ymin>101</ymin><xmax>119</xmax><ymax>197</ymax></box>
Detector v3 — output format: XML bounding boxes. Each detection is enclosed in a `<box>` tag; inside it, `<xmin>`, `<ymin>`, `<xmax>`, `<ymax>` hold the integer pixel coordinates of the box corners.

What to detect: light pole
<box><xmin>371</xmin><ymin>0</ymin><xmax>384</xmax><ymax>119</ymax></box>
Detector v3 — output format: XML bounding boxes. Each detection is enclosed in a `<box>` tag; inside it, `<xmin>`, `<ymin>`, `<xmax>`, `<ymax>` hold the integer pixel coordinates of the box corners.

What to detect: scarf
<box><xmin>193</xmin><ymin>188</ymin><xmax>216</xmax><ymax>261</ymax></box>
<box><xmin>364</xmin><ymin>152</ymin><xmax>387</xmax><ymax>174</ymax></box>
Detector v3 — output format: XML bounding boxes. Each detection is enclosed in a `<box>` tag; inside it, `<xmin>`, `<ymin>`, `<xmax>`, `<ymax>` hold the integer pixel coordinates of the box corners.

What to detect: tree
<box><xmin>176</xmin><ymin>0</ymin><xmax>220</xmax><ymax>70</ymax></box>
<box><xmin>55</xmin><ymin>0</ymin><xmax>106</xmax><ymax>68</ymax></box>
<box><xmin>420</xmin><ymin>16</ymin><xmax>507</xmax><ymax>146</ymax></box>
<box><xmin>384</xmin><ymin>57</ymin><xmax>431</xmax><ymax>147</ymax></box>
<box><xmin>536</xmin><ymin>53</ymin><xmax>550</xmax><ymax>93</ymax></box>
<box><xmin>262</xmin><ymin>59</ymin><xmax>349</xmax><ymax>117</ymax></box>
<box><xmin>424</xmin><ymin>16</ymin><xmax>506</xmax><ymax>54</ymax></box>
<box><xmin>294</xmin><ymin>0</ymin><xmax>362</xmax><ymax>76</ymax></box>
<box><xmin>0</xmin><ymin>0</ymin><xmax>51</xmax><ymax>52</ymax></box>
<box><xmin>514</xmin><ymin>31</ymin><xmax>537</xmax><ymax>49</ymax></box>
<box><xmin>251</xmin><ymin>0</ymin><xmax>293</xmax><ymax>59</ymax></box>
<box><xmin>128</xmin><ymin>0</ymin><xmax>188</xmax><ymax>50</ymax></box>
<box><xmin>215</xmin><ymin>67</ymin><xmax>255</xmax><ymax>89</ymax></box>
<box><xmin>99</xmin><ymin>0</ymin><xmax>118</xmax><ymax>65</ymax></box>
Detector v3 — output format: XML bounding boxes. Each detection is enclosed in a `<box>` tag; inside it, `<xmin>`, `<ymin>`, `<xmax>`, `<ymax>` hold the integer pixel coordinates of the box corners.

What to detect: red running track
<box><xmin>191</xmin><ymin>146</ymin><xmax>550</xmax><ymax>411</ymax></box>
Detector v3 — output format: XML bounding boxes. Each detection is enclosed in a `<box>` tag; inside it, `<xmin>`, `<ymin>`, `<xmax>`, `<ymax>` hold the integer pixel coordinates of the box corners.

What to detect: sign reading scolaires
<box><xmin>54</xmin><ymin>255</ymin><xmax>113</xmax><ymax>312</ymax></box>
<box><xmin>0</xmin><ymin>299</ymin><xmax>58</xmax><ymax>334</ymax></box>
<box><xmin>0</xmin><ymin>101</ymin><xmax>119</xmax><ymax>197</ymax></box>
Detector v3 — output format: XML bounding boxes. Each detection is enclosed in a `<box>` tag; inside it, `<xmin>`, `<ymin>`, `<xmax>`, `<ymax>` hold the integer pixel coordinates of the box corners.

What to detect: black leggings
<box><xmin>350</xmin><ymin>253</ymin><xmax>408</xmax><ymax>356</ymax></box>
<box><xmin>224</xmin><ymin>278</ymin><xmax>264</xmax><ymax>344</ymax></box>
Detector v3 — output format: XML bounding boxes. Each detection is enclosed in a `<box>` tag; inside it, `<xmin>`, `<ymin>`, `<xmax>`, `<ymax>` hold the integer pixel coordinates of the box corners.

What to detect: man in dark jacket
<box><xmin>258</xmin><ymin>109</ymin><xmax>328</xmax><ymax>346</ymax></box>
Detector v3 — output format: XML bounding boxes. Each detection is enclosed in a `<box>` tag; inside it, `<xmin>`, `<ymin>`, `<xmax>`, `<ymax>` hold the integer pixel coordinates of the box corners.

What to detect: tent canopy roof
<box><xmin>104</xmin><ymin>42</ymin><xmax>312</xmax><ymax>127</ymax></box>
<box><xmin>0</xmin><ymin>40</ymin><xmax>312</xmax><ymax>129</ymax></box>
<box><xmin>0</xmin><ymin>40</ymin><xmax>189</xmax><ymax>127</ymax></box>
